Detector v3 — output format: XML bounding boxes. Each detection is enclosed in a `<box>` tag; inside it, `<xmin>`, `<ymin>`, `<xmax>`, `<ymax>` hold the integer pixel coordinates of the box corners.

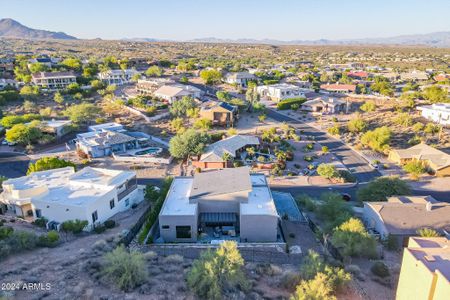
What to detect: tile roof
<box><xmin>200</xmin><ymin>135</ymin><xmax>260</xmax><ymax>162</ymax></box>
<box><xmin>320</xmin><ymin>83</ymin><xmax>357</xmax><ymax>92</ymax></box>
<box><xmin>392</xmin><ymin>143</ymin><xmax>450</xmax><ymax>170</ymax></box>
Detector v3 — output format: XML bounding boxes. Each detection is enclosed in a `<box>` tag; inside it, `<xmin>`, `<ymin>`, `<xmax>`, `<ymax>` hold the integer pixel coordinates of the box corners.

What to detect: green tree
<box><xmin>102</xmin><ymin>245</ymin><xmax>148</xmax><ymax>292</ymax></box>
<box><xmin>200</xmin><ymin>69</ymin><xmax>222</xmax><ymax>85</ymax></box>
<box><xmin>169</xmin><ymin>129</ymin><xmax>210</xmax><ymax>159</ymax></box>
<box><xmin>54</xmin><ymin>92</ymin><xmax>64</xmax><ymax>104</ymax></box>
<box><xmin>61</xmin><ymin>58</ymin><xmax>82</xmax><ymax>71</ymax></box>
<box><xmin>331</xmin><ymin>218</ymin><xmax>377</xmax><ymax>258</ymax></box>
<box><xmin>27</xmin><ymin>157</ymin><xmax>76</xmax><ymax>175</ymax></box>
<box><xmin>193</xmin><ymin>118</ymin><xmax>212</xmax><ymax>131</ymax></box>
<box><xmin>422</xmin><ymin>86</ymin><xmax>448</xmax><ymax>103</ymax></box>
<box><xmin>402</xmin><ymin>159</ymin><xmax>426</xmax><ymax>180</ymax></box>
<box><xmin>317</xmin><ymin>164</ymin><xmax>339</xmax><ymax>179</ymax></box>
<box><xmin>291</xmin><ymin>273</ymin><xmax>336</xmax><ymax>300</ymax></box>
<box><xmin>216</xmin><ymin>91</ymin><xmax>231</xmax><ymax>101</ymax></box>
<box><xmin>347</xmin><ymin>118</ymin><xmax>367</xmax><ymax>133</ymax></box>
<box><xmin>360</xmin><ymin>126</ymin><xmax>391</xmax><ymax>153</ymax></box>
<box><xmin>169</xmin><ymin>96</ymin><xmax>197</xmax><ymax>117</ymax></box>
<box><xmin>90</xmin><ymin>79</ymin><xmax>105</xmax><ymax>90</ymax></box>
<box><xmin>28</xmin><ymin>62</ymin><xmax>48</xmax><ymax>73</ymax></box>
<box><xmin>145</xmin><ymin>66</ymin><xmax>163</xmax><ymax>77</ymax></box>
<box><xmin>315</xmin><ymin>192</ymin><xmax>353</xmax><ymax>232</ymax></box>
<box><xmin>356</xmin><ymin>176</ymin><xmax>411</xmax><ymax>202</ymax></box>
<box><xmin>394</xmin><ymin>113</ymin><xmax>413</xmax><ymax>126</ymax></box>
<box><xmin>186</xmin><ymin>241</ymin><xmax>249</xmax><ymax>300</ymax></box>
<box><xmin>360</xmin><ymin>100</ymin><xmax>376</xmax><ymax>113</ymax></box>
<box><xmin>5</xmin><ymin>123</ymin><xmax>42</xmax><ymax>145</ymax></box>
<box><xmin>20</xmin><ymin>85</ymin><xmax>39</xmax><ymax>100</ymax></box>
<box><xmin>370</xmin><ymin>77</ymin><xmax>394</xmax><ymax>96</ymax></box>
<box><xmin>63</xmin><ymin>103</ymin><xmax>101</xmax><ymax>124</ymax></box>
<box><xmin>170</xmin><ymin>117</ymin><xmax>185</xmax><ymax>132</ymax></box>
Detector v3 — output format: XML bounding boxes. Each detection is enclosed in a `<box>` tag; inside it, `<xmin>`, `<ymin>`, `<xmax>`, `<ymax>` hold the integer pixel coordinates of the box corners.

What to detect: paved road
<box><xmin>0</xmin><ymin>152</ymin><xmax>30</xmax><ymax>179</ymax></box>
<box><xmin>266</xmin><ymin>109</ymin><xmax>380</xmax><ymax>183</ymax></box>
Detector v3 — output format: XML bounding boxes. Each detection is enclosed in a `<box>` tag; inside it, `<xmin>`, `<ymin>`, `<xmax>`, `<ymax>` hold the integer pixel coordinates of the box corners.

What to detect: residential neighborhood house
<box><xmin>98</xmin><ymin>69</ymin><xmax>140</xmax><ymax>86</ymax></box>
<box><xmin>32</xmin><ymin>71</ymin><xmax>77</xmax><ymax>90</ymax></box>
<box><xmin>153</xmin><ymin>84</ymin><xmax>203</xmax><ymax>103</ymax></box>
<box><xmin>418</xmin><ymin>103</ymin><xmax>450</xmax><ymax>126</ymax></box>
<box><xmin>224</xmin><ymin>72</ymin><xmax>256</xmax><ymax>88</ymax></box>
<box><xmin>199</xmin><ymin>101</ymin><xmax>238</xmax><ymax>127</ymax></box>
<box><xmin>158</xmin><ymin>167</ymin><xmax>279</xmax><ymax>243</ymax></box>
<box><xmin>0</xmin><ymin>167</ymin><xmax>143</xmax><ymax>230</ymax></box>
<box><xmin>300</xmin><ymin>97</ymin><xmax>346</xmax><ymax>114</ymax></box>
<box><xmin>320</xmin><ymin>83</ymin><xmax>357</xmax><ymax>94</ymax></box>
<box><xmin>256</xmin><ymin>83</ymin><xmax>306</xmax><ymax>102</ymax></box>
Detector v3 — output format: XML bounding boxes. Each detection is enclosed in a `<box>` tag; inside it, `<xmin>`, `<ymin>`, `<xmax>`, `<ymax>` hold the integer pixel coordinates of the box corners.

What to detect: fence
<box><xmin>119</xmin><ymin>204</ymin><xmax>153</xmax><ymax>246</ymax></box>
<box><xmin>140</xmin><ymin>243</ymin><xmax>303</xmax><ymax>264</ymax></box>
<box><xmin>305</xmin><ymin>215</ymin><xmax>344</xmax><ymax>261</ymax></box>
<box><xmin>113</xmin><ymin>153</ymin><xmax>173</xmax><ymax>164</ymax></box>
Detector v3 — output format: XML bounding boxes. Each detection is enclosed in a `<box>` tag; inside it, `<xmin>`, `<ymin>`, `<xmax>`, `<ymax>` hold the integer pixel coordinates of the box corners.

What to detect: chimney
<box><xmin>426</xmin><ymin>201</ymin><xmax>433</xmax><ymax>212</ymax></box>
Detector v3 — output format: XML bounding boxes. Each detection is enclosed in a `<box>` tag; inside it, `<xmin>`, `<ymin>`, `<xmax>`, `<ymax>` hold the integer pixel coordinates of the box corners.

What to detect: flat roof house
<box><xmin>300</xmin><ymin>97</ymin><xmax>346</xmax><ymax>114</ymax></box>
<box><xmin>396</xmin><ymin>236</ymin><xmax>450</xmax><ymax>300</ymax></box>
<box><xmin>32</xmin><ymin>71</ymin><xmax>77</xmax><ymax>90</ymax></box>
<box><xmin>0</xmin><ymin>167</ymin><xmax>143</xmax><ymax>230</ymax></box>
<box><xmin>26</xmin><ymin>119</ymin><xmax>73</xmax><ymax>138</ymax></box>
<box><xmin>400</xmin><ymin>70</ymin><xmax>429</xmax><ymax>81</ymax></box>
<box><xmin>320</xmin><ymin>83</ymin><xmax>357</xmax><ymax>94</ymax></box>
<box><xmin>256</xmin><ymin>83</ymin><xmax>305</xmax><ymax>102</ymax></box>
<box><xmin>98</xmin><ymin>69</ymin><xmax>140</xmax><ymax>86</ymax></box>
<box><xmin>388</xmin><ymin>143</ymin><xmax>450</xmax><ymax>177</ymax></box>
<box><xmin>363</xmin><ymin>195</ymin><xmax>450</xmax><ymax>244</ymax></box>
<box><xmin>153</xmin><ymin>84</ymin><xmax>203</xmax><ymax>104</ymax></box>
<box><xmin>199</xmin><ymin>101</ymin><xmax>238</xmax><ymax>127</ymax></box>
<box><xmin>193</xmin><ymin>135</ymin><xmax>260</xmax><ymax>169</ymax></box>
<box><xmin>158</xmin><ymin>167</ymin><xmax>279</xmax><ymax>243</ymax></box>
<box><xmin>417</xmin><ymin>103</ymin><xmax>450</xmax><ymax>126</ymax></box>
<box><xmin>224</xmin><ymin>72</ymin><xmax>257</xmax><ymax>88</ymax></box>
<box><xmin>136</xmin><ymin>78</ymin><xmax>174</xmax><ymax>95</ymax></box>
<box><xmin>0</xmin><ymin>78</ymin><xmax>18</xmax><ymax>90</ymax></box>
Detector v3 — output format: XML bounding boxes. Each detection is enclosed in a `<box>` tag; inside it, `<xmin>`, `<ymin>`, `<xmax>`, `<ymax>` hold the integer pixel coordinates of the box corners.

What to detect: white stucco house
<box><xmin>417</xmin><ymin>103</ymin><xmax>450</xmax><ymax>126</ymax></box>
<box><xmin>159</xmin><ymin>167</ymin><xmax>279</xmax><ymax>243</ymax></box>
<box><xmin>153</xmin><ymin>84</ymin><xmax>203</xmax><ymax>103</ymax></box>
<box><xmin>224</xmin><ymin>72</ymin><xmax>257</xmax><ymax>88</ymax></box>
<box><xmin>98</xmin><ymin>69</ymin><xmax>140</xmax><ymax>85</ymax></box>
<box><xmin>256</xmin><ymin>83</ymin><xmax>305</xmax><ymax>102</ymax></box>
<box><xmin>0</xmin><ymin>78</ymin><xmax>18</xmax><ymax>90</ymax></box>
<box><xmin>301</xmin><ymin>97</ymin><xmax>346</xmax><ymax>114</ymax></box>
<box><xmin>32</xmin><ymin>72</ymin><xmax>77</xmax><ymax>90</ymax></box>
<box><xmin>0</xmin><ymin>167</ymin><xmax>144</xmax><ymax>230</ymax></box>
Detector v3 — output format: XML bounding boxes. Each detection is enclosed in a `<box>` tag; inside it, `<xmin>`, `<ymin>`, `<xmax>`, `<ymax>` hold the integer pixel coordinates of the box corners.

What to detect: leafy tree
<box><xmin>27</xmin><ymin>157</ymin><xmax>76</xmax><ymax>175</ymax></box>
<box><xmin>424</xmin><ymin>123</ymin><xmax>440</xmax><ymax>135</ymax></box>
<box><xmin>417</xmin><ymin>228</ymin><xmax>441</xmax><ymax>237</ymax></box>
<box><xmin>422</xmin><ymin>86</ymin><xmax>448</xmax><ymax>103</ymax></box>
<box><xmin>394</xmin><ymin>113</ymin><xmax>413</xmax><ymax>126</ymax></box>
<box><xmin>291</xmin><ymin>273</ymin><xmax>336</xmax><ymax>300</ymax></box>
<box><xmin>170</xmin><ymin>117</ymin><xmax>185</xmax><ymax>133</ymax></box>
<box><xmin>317</xmin><ymin>164</ymin><xmax>339</xmax><ymax>179</ymax></box>
<box><xmin>347</xmin><ymin>118</ymin><xmax>367</xmax><ymax>133</ymax></box>
<box><xmin>28</xmin><ymin>62</ymin><xmax>48</xmax><ymax>73</ymax></box>
<box><xmin>356</xmin><ymin>176</ymin><xmax>411</xmax><ymax>202</ymax></box>
<box><xmin>66</xmin><ymin>82</ymin><xmax>81</xmax><ymax>94</ymax></box>
<box><xmin>315</xmin><ymin>192</ymin><xmax>352</xmax><ymax>232</ymax></box>
<box><xmin>360</xmin><ymin>100</ymin><xmax>376</xmax><ymax>113</ymax></box>
<box><xmin>61</xmin><ymin>58</ymin><xmax>82</xmax><ymax>71</ymax></box>
<box><xmin>216</xmin><ymin>91</ymin><xmax>231</xmax><ymax>101</ymax></box>
<box><xmin>0</xmin><ymin>114</ymin><xmax>41</xmax><ymax>128</ymax></box>
<box><xmin>200</xmin><ymin>69</ymin><xmax>222</xmax><ymax>85</ymax></box>
<box><xmin>331</xmin><ymin>218</ymin><xmax>377</xmax><ymax>258</ymax></box>
<box><xmin>145</xmin><ymin>66</ymin><xmax>163</xmax><ymax>77</ymax></box>
<box><xmin>169</xmin><ymin>96</ymin><xmax>197</xmax><ymax>117</ymax></box>
<box><xmin>360</xmin><ymin>126</ymin><xmax>391</xmax><ymax>153</ymax></box>
<box><xmin>20</xmin><ymin>85</ymin><xmax>39</xmax><ymax>100</ymax></box>
<box><xmin>90</xmin><ymin>79</ymin><xmax>105</xmax><ymax>90</ymax></box>
<box><xmin>193</xmin><ymin>118</ymin><xmax>212</xmax><ymax>131</ymax></box>
<box><xmin>63</xmin><ymin>103</ymin><xmax>101</xmax><ymax>124</ymax></box>
<box><xmin>186</xmin><ymin>241</ymin><xmax>249</xmax><ymax>300</ymax></box>
<box><xmin>6</xmin><ymin>123</ymin><xmax>42</xmax><ymax>145</ymax></box>
<box><xmin>144</xmin><ymin>185</ymin><xmax>160</xmax><ymax>203</ymax></box>
<box><xmin>61</xmin><ymin>219</ymin><xmax>88</xmax><ymax>234</ymax></box>
<box><xmin>412</xmin><ymin>122</ymin><xmax>424</xmax><ymax>132</ymax></box>
<box><xmin>102</xmin><ymin>245</ymin><xmax>148</xmax><ymax>291</ymax></box>
<box><xmin>402</xmin><ymin>160</ymin><xmax>426</xmax><ymax>179</ymax></box>
<box><xmin>169</xmin><ymin>129</ymin><xmax>210</xmax><ymax>159</ymax></box>
<box><xmin>54</xmin><ymin>92</ymin><xmax>64</xmax><ymax>104</ymax></box>
<box><xmin>370</xmin><ymin>77</ymin><xmax>394</xmax><ymax>96</ymax></box>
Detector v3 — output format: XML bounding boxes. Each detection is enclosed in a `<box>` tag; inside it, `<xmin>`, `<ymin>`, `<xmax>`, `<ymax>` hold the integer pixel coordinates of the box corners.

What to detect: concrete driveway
<box><xmin>0</xmin><ymin>152</ymin><xmax>30</xmax><ymax>178</ymax></box>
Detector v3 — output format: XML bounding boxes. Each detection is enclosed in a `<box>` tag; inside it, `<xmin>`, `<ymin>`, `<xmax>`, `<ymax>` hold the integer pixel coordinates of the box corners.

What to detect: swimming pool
<box><xmin>134</xmin><ymin>147</ymin><xmax>163</xmax><ymax>156</ymax></box>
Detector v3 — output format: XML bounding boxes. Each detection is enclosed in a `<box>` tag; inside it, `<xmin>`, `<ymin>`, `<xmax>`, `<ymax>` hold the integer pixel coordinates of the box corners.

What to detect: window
<box><xmin>125</xmin><ymin>199</ymin><xmax>129</xmax><ymax>206</ymax></box>
<box><xmin>92</xmin><ymin>211</ymin><xmax>98</xmax><ymax>223</ymax></box>
<box><xmin>35</xmin><ymin>209</ymin><xmax>42</xmax><ymax>218</ymax></box>
<box><xmin>162</xmin><ymin>225</ymin><xmax>170</xmax><ymax>229</ymax></box>
<box><xmin>176</xmin><ymin>226</ymin><xmax>191</xmax><ymax>239</ymax></box>
<box><xmin>110</xmin><ymin>199</ymin><xmax>115</xmax><ymax>209</ymax></box>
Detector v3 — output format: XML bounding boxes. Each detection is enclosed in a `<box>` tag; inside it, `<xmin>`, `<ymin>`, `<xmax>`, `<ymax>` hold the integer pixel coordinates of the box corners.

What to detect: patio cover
<box><xmin>200</xmin><ymin>212</ymin><xmax>237</xmax><ymax>224</ymax></box>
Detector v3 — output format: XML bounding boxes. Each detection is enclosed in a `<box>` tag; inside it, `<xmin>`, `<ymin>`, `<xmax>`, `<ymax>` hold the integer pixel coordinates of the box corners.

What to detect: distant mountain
<box><xmin>187</xmin><ymin>32</ymin><xmax>450</xmax><ymax>47</ymax></box>
<box><xmin>122</xmin><ymin>37</ymin><xmax>170</xmax><ymax>42</ymax></box>
<box><xmin>0</xmin><ymin>18</ymin><xmax>77</xmax><ymax>40</ymax></box>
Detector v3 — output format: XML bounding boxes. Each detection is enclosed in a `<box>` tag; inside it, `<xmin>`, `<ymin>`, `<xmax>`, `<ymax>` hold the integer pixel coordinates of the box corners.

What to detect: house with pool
<box><xmin>76</xmin><ymin>122</ymin><xmax>165</xmax><ymax>159</ymax></box>
<box><xmin>158</xmin><ymin>167</ymin><xmax>280</xmax><ymax>243</ymax></box>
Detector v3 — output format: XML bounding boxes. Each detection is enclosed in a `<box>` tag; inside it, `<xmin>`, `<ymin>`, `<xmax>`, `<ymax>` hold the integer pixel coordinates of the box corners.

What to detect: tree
<box><xmin>91</xmin><ymin>79</ymin><xmax>105</xmax><ymax>90</ymax></box>
<box><xmin>66</xmin><ymin>82</ymin><xmax>81</xmax><ymax>94</ymax></box>
<box><xmin>402</xmin><ymin>159</ymin><xmax>426</xmax><ymax>180</ymax></box>
<box><xmin>169</xmin><ymin>96</ymin><xmax>197</xmax><ymax>117</ymax></box>
<box><xmin>370</xmin><ymin>77</ymin><xmax>394</xmax><ymax>96</ymax></box>
<box><xmin>315</xmin><ymin>192</ymin><xmax>353</xmax><ymax>232</ymax></box>
<box><xmin>356</xmin><ymin>176</ymin><xmax>411</xmax><ymax>202</ymax></box>
<box><xmin>20</xmin><ymin>85</ymin><xmax>39</xmax><ymax>100</ymax></box>
<box><xmin>28</xmin><ymin>62</ymin><xmax>48</xmax><ymax>73</ymax></box>
<box><xmin>422</xmin><ymin>86</ymin><xmax>448</xmax><ymax>103</ymax></box>
<box><xmin>347</xmin><ymin>118</ymin><xmax>367</xmax><ymax>133</ymax></box>
<box><xmin>327</xmin><ymin>125</ymin><xmax>340</xmax><ymax>136</ymax></box>
<box><xmin>63</xmin><ymin>103</ymin><xmax>101</xmax><ymax>124</ymax></box>
<box><xmin>101</xmin><ymin>245</ymin><xmax>148</xmax><ymax>292</ymax></box>
<box><xmin>331</xmin><ymin>218</ymin><xmax>377</xmax><ymax>258</ymax></box>
<box><xmin>360</xmin><ymin>126</ymin><xmax>391</xmax><ymax>153</ymax></box>
<box><xmin>170</xmin><ymin>117</ymin><xmax>185</xmax><ymax>133</ymax></box>
<box><xmin>186</xmin><ymin>241</ymin><xmax>249</xmax><ymax>300</ymax></box>
<box><xmin>27</xmin><ymin>157</ymin><xmax>76</xmax><ymax>175</ymax></box>
<box><xmin>360</xmin><ymin>101</ymin><xmax>376</xmax><ymax>113</ymax></box>
<box><xmin>193</xmin><ymin>118</ymin><xmax>212</xmax><ymax>131</ymax></box>
<box><xmin>6</xmin><ymin>123</ymin><xmax>42</xmax><ymax>145</ymax></box>
<box><xmin>169</xmin><ymin>129</ymin><xmax>209</xmax><ymax>159</ymax></box>
<box><xmin>317</xmin><ymin>164</ymin><xmax>339</xmax><ymax>179</ymax></box>
<box><xmin>200</xmin><ymin>69</ymin><xmax>222</xmax><ymax>85</ymax></box>
<box><xmin>61</xmin><ymin>58</ymin><xmax>81</xmax><ymax>71</ymax></box>
<box><xmin>23</xmin><ymin>100</ymin><xmax>37</xmax><ymax>113</ymax></box>
<box><xmin>54</xmin><ymin>92</ymin><xmax>64</xmax><ymax>104</ymax></box>
<box><xmin>145</xmin><ymin>66</ymin><xmax>163</xmax><ymax>77</ymax></box>
<box><xmin>291</xmin><ymin>273</ymin><xmax>336</xmax><ymax>300</ymax></box>
<box><xmin>417</xmin><ymin>228</ymin><xmax>441</xmax><ymax>237</ymax></box>
<box><xmin>144</xmin><ymin>185</ymin><xmax>160</xmax><ymax>203</ymax></box>
<box><xmin>394</xmin><ymin>113</ymin><xmax>413</xmax><ymax>126</ymax></box>
<box><xmin>216</xmin><ymin>91</ymin><xmax>231</xmax><ymax>101</ymax></box>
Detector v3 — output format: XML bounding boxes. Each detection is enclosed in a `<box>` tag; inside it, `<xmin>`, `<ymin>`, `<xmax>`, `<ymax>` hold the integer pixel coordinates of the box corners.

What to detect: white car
<box><xmin>1</xmin><ymin>139</ymin><xmax>8</xmax><ymax>145</ymax></box>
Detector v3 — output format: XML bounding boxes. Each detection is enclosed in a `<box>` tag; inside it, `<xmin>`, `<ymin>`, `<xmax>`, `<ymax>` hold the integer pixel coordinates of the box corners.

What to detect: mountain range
<box><xmin>0</xmin><ymin>18</ymin><xmax>77</xmax><ymax>40</ymax></box>
<box><xmin>1</xmin><ymin>18</ymin><xmax>449</xmax><ymax>47</ymax></box>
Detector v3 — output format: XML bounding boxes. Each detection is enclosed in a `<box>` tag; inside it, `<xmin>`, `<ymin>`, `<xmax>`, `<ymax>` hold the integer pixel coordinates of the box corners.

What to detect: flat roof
<box><xmin>69</xmin><ymin>167</ymin><xmax>134</xmax><ymax>187</ymax></box>
<box><xmin>241</xmin><ymin>185</ymin><xmax>278</xmax><ymax>216</ymax></box>
<box><xmin>88</xmin><ymin>122</ymin><xmax>123</xmax><ymax>132</ymax></box>
<box><xmin>160</xmin><ymin>178</ymin><xmax>196</xmax><ymax>216</ymax></box>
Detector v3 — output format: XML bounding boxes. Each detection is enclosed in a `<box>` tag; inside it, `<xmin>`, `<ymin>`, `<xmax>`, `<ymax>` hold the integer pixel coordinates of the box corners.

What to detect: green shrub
<box><xmin>417</xmin><ymin>228</ymin><xmax>441</xmax><ymax>237</ymax></box>
<box><xmin>0</xmin><ymin>240</ymin><xmax>12</xmax><ymax>259</ymax></box>
<box><xmin>104</xmin><ymin>220</ymin><xmax>116</xmax><ymax>229</ymax></box>
<box><xmin>385</xmin><ymin>234</ymin><xmax>399</xmax><ymax>251</ymax></box>
<box><xmin>102</xmin><ymin>245</ymin><xmax>148</xmax><ymax>291</ymax></box>
<box><xmin>7</xmin><ymin>231</ymin><xmax>38</xmax><ymax>250</ymax></box>
<box><xmin>94</xmin><ymin>224</ymin><xmax>106</xmax><ymax>234</ymax></box>
<box><xmin>32</xmin><ymin>217</ymin><xmax>48</xmax><ymax>228</ymax></box>
<box><xmin>38</xmin><ymin>231</ymin><xmax>60</xmax><ymax>247</ymax></box>
<box><xmin>61</xmin><ymin>219</ymin><xmax>88</xmax><ymax>234</ymax></box>
<box><xmin>371</xmin><ymin>261</ymin><xmax>390</xmax><ymax>278</ymax></box>
<box><xmin>276</xmin><ymin>97</ymin><xmax>306</xmax><ymax>110</ymax></box>
<box><xmin>0</xmin><ymin>226</ymin><xmax>14</xmax><ymax>240</ymax></box>
<box><xmin>331</xmin><ymin>218</ymin><xmax>377</xmax><ymax>258</ymax></box>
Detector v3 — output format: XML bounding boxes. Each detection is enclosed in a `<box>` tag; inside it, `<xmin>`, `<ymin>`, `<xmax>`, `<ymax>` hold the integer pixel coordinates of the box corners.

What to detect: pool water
<box><xmin>134</xmin><ymin>147</ymin><xmax>162</xmax><ymax>156</ymax></box>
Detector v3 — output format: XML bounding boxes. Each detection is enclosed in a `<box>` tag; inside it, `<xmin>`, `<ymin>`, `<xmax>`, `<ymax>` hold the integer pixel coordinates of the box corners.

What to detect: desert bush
<box><xmin>256</xmin><ymin>263</ymin><xmax>283</xmax><ymax>276</ymax></box>
<box><xmin>357</xmin><ymin>176</ymin><xmax>411</xmax><ymax>202</ymax></box>
<box><xmin>163</xmin><ymin>254</ymin><xmax>184</xmax><ymax>264</ymax></box>
<box><xmin>32</xmin><ymin>217</ymin><xmax>48</xmax><ymax>228</ymax></box>
<box><xmin>315</xmin><ymin>192</ymin><xmax>352</xmax><ymax>233</ymax></box>
<box><xmin>331</xmin><ymin>218</ymin><xmax>377</xmax><ymax>258</ymax></box>
<box><xmin>102</xmin><ymin>245</ymin><xmax>148</xmax><ymax>291</ymax></box>
<box><xmin>317</xmin><ymin>164</ymin><xmax>339</xmax><ymax>179</ymax></box>
<box><xmin>104</xmin><ymin>220</ymin><xmax>116</xmax><ymax>229</ymax></box>
<box><xmin>385</xmin><ymin>234</ymin><xmax>399</xmax><ymax>251</ymax></box>
<box><xmin>7</xmin><ymin>230</ymin><xmax>38</xmax><ymax>251</ymax></box>
<box><xmin>61</xmin><ymin>219</ymin><xmax>88</xmax><ymax>234</ymax></box>
<box><xmin>417</xmin><ymin>228</ymin><xmax>441</xmax><ymax>237</ymax></box>
<box><xmin>186</xmin><ymin>241</ymin><xmax>250</xmax><ymax>299</ymax></box>
<box><xmin>371</xmin><ymin>261</ymin><xmax>390</xmax><ymax>278</ymax></box>
<box><xmin>94</xmin><ymin>224</ymin><xmax>106</xmax><ymax>234</ymax></box>
<box><xmin>37</xmin><ymin>230</ymin><xmax>60</xmax><ymax>247</ymax></box>
<box><xmin>279</xmin><ymin>271</ymin><xmax>301</xmax><ymax>290</ymax></box>
<box><xmin>276</xmin><ymin>97</ymin><xmax>306</xmax><ymax>110</ymax></box>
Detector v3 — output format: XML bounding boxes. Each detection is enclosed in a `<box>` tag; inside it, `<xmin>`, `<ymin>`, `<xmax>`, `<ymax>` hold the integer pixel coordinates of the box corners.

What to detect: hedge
<box><xmin>277</xmin><ymin>97</ymin><xmax>306</xmax><ymax>110</ymax></box>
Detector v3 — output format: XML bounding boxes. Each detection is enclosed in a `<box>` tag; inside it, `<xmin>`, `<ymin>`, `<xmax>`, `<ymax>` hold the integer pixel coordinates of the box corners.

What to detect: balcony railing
<box><xmin>118</xmin><ymin>184</ymin><xmax>137</xmax><ymax>201</ymax></box>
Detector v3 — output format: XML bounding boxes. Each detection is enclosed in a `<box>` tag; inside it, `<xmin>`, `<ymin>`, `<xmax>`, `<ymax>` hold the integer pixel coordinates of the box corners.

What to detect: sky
<box><xmin>1</xmin><ymin>0</ymin><xmax>450</xmax><ymax>41</ymax></box>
